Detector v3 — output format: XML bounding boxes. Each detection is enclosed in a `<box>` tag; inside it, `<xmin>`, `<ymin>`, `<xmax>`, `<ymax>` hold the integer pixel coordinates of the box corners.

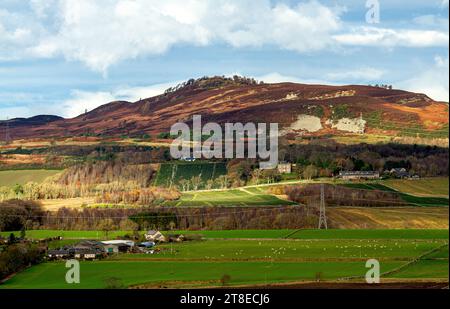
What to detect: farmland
<box><xmin>162</xmin><ymin>188</ymin><xmax>295</xmax><ymax>206</ymax></box>
<box><xmin>341</xmin><ymin>183</ymin><xmax>449</xmax><ymax>207</ymax></box>
<box><xmin>0</xmin><ymin>169</ymin><xmax>61</xmax><ymax>187</ymax></box>
<box><xmin>2</xmin><ymin>228</ymin><xmax>448</xmax><ymax>240</ymax></box>
<box><xmin>327</xmin><ymin>207</ymin><xmax>449</xmax><ymax>229</ymax></box>
<box><xmin>384</xmin><ymin>177</ymin><xmax>449</xmax><ymax>197</ymax></box>
<box><xmin>0</xmin><ymin>260</ymin><xmax>406</xmax><ymax>289</ymax></box>
<box><xmin>1</xmin><ymin>229</ymin><xmax>447</xmax><ymax>289</ymax></box>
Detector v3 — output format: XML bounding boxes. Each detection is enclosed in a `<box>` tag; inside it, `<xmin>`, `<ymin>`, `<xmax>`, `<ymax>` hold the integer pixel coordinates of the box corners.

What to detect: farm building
<box><xmin>389</xmin><ymin>168</ymin><xmax>409</xmax><ymax>179</ymax></box>
<box><xmin>71</xmin><ymin>241</ymin><xmax>106</xmax><ymax>260</ymax></box>
<box><xmin>145</xmin><ymin>230</ymin><xmax>167</xmax><ymax>242</ymax></box>
<box><xmin>47</xmin><ymin>249</ymin><xmax>71</xmax><ymax>260</ymax></box>
<box><xmin>338</xmin><ymin>171</ymin><xmax>380</xmax><ymax>180</ymax></box>
<box><xmin>101</xmin><ymin>240</ymin><xmax>135</xmax><ymax>253</ymax></box>
<box><xmin>277</xmin><ymin>162</ymin><xmax>292</xmax><ymax>174</ymax></box>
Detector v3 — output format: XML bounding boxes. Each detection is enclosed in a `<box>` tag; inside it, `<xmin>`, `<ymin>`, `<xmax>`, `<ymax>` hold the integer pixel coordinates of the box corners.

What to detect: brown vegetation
<box><xmin>3</xmin><ymin>77</ymin><xmax>447</xmax><ymax>141</ymax></box>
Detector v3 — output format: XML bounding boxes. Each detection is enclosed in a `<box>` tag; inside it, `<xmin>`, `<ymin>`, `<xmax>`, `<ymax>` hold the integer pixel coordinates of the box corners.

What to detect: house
<box><xmin>145</xmin><ymin>230</ymin><xmax>167</xmax><ymax>242</ymax></box>
<box><xmin>277</xmin><ymin>162</ymin><xmax>292</xmax><ymax>174</ymax></box>
<box><xmin>389</xmin><ymin>168</ymin><xmax>409</xmax><ymax>179</ymax></box>
<box><xmin>338</xmin><ymin>171</ymin><xmax>380</xmax><ymax>180</ymax></box>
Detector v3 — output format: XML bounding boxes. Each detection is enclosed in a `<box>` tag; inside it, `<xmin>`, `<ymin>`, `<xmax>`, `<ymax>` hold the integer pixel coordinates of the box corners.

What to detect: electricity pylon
<box><xmin>3</xmin><ymin>117</ymin><xmax>11</xmax><ymax>144</ymax></box>
<box><xmin>318</xmin><ymin>184</ymin><xmax>328</xmax><ymax>229</ymax></box>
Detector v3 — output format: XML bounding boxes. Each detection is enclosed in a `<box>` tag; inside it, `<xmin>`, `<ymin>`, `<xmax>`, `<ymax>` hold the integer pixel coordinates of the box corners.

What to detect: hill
<box><xmin>0</xmin><ymin>115</ymin><xmax>64</xmax><ymax>129</ymax></box>
<box><xmin>3</xmin><ymin>76</ymin><xmax>449</xmax><ymax>142</ymax></box>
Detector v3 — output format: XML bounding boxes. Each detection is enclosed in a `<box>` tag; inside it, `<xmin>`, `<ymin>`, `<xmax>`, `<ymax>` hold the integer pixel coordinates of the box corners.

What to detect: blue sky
<box><xmin>0</xmin><ymin>0</ymin><xmax>448</xmax><ymax>119</ymax></box>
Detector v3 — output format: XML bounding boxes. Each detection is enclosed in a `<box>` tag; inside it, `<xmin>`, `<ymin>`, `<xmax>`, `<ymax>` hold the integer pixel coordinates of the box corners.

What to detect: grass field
<box><xmin>1</xmin><ymin>260</ymin><xmax>407</xmax><ymax>289</ymax></box>
<box><xmin>1</xmin><ymin>229</ymin><xmax>447</xmax><ymax>288</ymax></box>
<box><xmin>2</xmin><ymin>228</ymin><xmax>448</xmax><ymax>240</ymax></box>
<box><xmin>154</xmin><ymin>162</ymin><xmax>227</xmax><ymax>189</ymax></box>
<box><xmin>121</xmin><ymin>239</ymin><xmax>447</xmax><ymax>260</ymax></box>
<box><xmin>286</xmin><ymin>229</ymin><xmax>449</xmax><ymax>240</ymax></box>
<box><xmin>384</xmin><ymin>178</ymin><xmax>449</xmax><ymax>197</ymax></box>
<box><xmin>341</xmin><ymin>183</ymin><xmax>449</xmax><ymax>207</ymax></box>
<box><xmin>163</xmin><ymin>189</ymin><xmax>295</xmax><ymax>206</ymax></box>
<box><xmin>0</xmin><ymin>169</ymin><xmax>61</xmax><ymax>187</ymax></box>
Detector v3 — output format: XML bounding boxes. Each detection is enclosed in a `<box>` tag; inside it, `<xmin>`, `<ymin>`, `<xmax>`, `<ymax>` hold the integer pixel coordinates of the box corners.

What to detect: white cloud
<box><xmin>334</xmin><ymin>26</ymin><xmax>449</xmax><ymax>48</ymax></box>
<box><xmin>398</xmin><ymin>56</ymin><xmax>449</xmax><ymax>102</ymax></box>
<box><xmin>256</xmin><ymin>72</ymin><xmax>337</xmax><ymax>85</ymax></box>
<box><xmin>61</xmin><ymin>81</ymin><xmax>178</xmax><ymax>118</ymax></box>
<box><xmin>25</xmin><ymin>0</ymin><xmax>344</xmax><ymax>73</ymax></box>
<box><xmin>326</xmin><ymin>67</ymin><xmax>384</xmax><ymax>81</ymax></box>
<box><xmin>2</xmin><ymin>1</ymin><xmax>449</xmax><ymax>74</ymax></box>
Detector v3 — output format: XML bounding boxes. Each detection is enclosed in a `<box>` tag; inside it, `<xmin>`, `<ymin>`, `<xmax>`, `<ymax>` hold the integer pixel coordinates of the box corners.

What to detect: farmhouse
<box><xmin>338</xmin><ymin>171</ymin><xmax>380</xmax><ymax>180</ymax></box>
<box><xmin>145</xmin><ymin>230</ymin><xmax>167</xmax><ymax>242</ymax></box>
<box><xmin>389</xmin><ymin>168</ymin><xmax>409</xmax><ymax>179</ymax></box>
<box><xmin>277</xmin><ymin>162</ymin><xmax>292</xmax><ymax>174</ymax></box>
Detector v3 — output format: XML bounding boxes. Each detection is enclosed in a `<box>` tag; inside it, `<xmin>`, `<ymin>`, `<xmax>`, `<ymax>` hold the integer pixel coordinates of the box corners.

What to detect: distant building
<box><xmin>145</xmin><ymin>230</ymin><xmax>167</xmax><ymax>242</ymax></box>
<box><xmin>339</xmin><ymin>171</ymin><xmax>380</xmax><ymax>180</ymax></box>
<box><xmin>48</xmin><ymin>249</ymin><xmax>71</xmax><ymax>260</ymax></box>
<box><xmin>389</xmin><ymin>168</ymin><xmax>409</xmax><ymax>179</ymax></box>
<box><xmin>277</xmin><ymin>162</ymin><xmax>292</xmax><ymax>174</ymax></box>
<box><xmin>101</xmin><ymin>240</ymin><xmax>134</xmax><ymax>253</ymax></box>
<box><xmin>101</xmin><ymin>240</ymin><xmax>135</xmax><ymax>247</ymax></box>
<box><xmin>71</xmin><ymin>240</ymin><xmax>106</xmax><ymax>260</ymax></box>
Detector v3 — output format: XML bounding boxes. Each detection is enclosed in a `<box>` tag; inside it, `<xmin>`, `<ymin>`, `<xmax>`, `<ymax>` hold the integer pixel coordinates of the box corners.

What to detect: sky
<box><xmin>0</xmin><ymin>0</ymin><xmax>448</xmax><ymax>119</ymax></box>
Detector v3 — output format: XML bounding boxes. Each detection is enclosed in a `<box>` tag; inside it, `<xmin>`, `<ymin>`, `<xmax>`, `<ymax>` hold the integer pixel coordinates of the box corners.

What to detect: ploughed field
<box><xmin>1</xmin><ymin>229</ymin><xmax>447</xmax><ymax>289</ymax></box>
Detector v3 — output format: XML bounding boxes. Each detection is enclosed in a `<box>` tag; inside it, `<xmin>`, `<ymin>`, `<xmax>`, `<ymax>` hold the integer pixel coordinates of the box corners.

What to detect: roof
<box><xmin>101</xmin><ymin>240</ymin><xmax>135</xmax><ymax>247</ymax></box>
<box><xmin>339</xmin><ymin>171</ymin><xmax>379</xmax><ymax>176</ymax></box>
<box><xmin>390</xmin><ymin>168</ymin><xmax>407</xmax><ymax>172</ymax></box>
<box><xmin>48</xmin><ymin>249</ymin><xmax>70</xmax><ymax>255</ymax></box>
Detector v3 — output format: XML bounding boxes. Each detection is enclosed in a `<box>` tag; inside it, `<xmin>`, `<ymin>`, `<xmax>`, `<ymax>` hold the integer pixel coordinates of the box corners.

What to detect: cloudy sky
<box><xmin>0</xmin><ymin>0</ymin><xmax>448</xmax><ymax>119</ymax></box>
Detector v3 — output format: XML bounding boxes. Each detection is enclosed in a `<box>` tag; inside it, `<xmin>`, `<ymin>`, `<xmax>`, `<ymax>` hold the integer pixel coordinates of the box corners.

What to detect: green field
<box><xmin>385</xmin><ymin>260</ymin><xmax>449</xmax><ymax>279</ymax></box>
<box><xmin>341</xmin><ymin>183</ymin><xmax>449</xmax><ymax>207</ymax></box>
<box><xmin>1</xmin><ymin>260</ymin><xmax>406</xmax><ymax>289</ymax></box>
<box><xmin>384</xmin><ymin>178</ymin><xmax>449</xmax><ymax>197</ymax></box>
<box><xmin>2</xmin><ymin>229</ymin><xmax>448</xmax><ymax>240</ymax></box>
<box><xmin>1</xmin><ymin>229</ymin><xmax>447</xmax><ymax>288</ymax></box>
<box><xmin>154</xmin><ymin>162</ymin><xmax>227</xmax><ymax>189</ymax></box>
<box><xmin>163</xmin><ymin>189</ymin><xmax>295</xmax><ymax>206</ymax></box>
<box><xmin>286</xmin><ymin>229</ymin><xmax>449</xmax><ymax>240</ymax></box>
<box><xmin>0</xmin><ymin>169</ymin><xmax>61</xmax><ymax>187</ymax></box>
<box><xmin>121</xmin><ymin>238</ymin><xmax>447</xmax><ymax>260</ymax></box>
